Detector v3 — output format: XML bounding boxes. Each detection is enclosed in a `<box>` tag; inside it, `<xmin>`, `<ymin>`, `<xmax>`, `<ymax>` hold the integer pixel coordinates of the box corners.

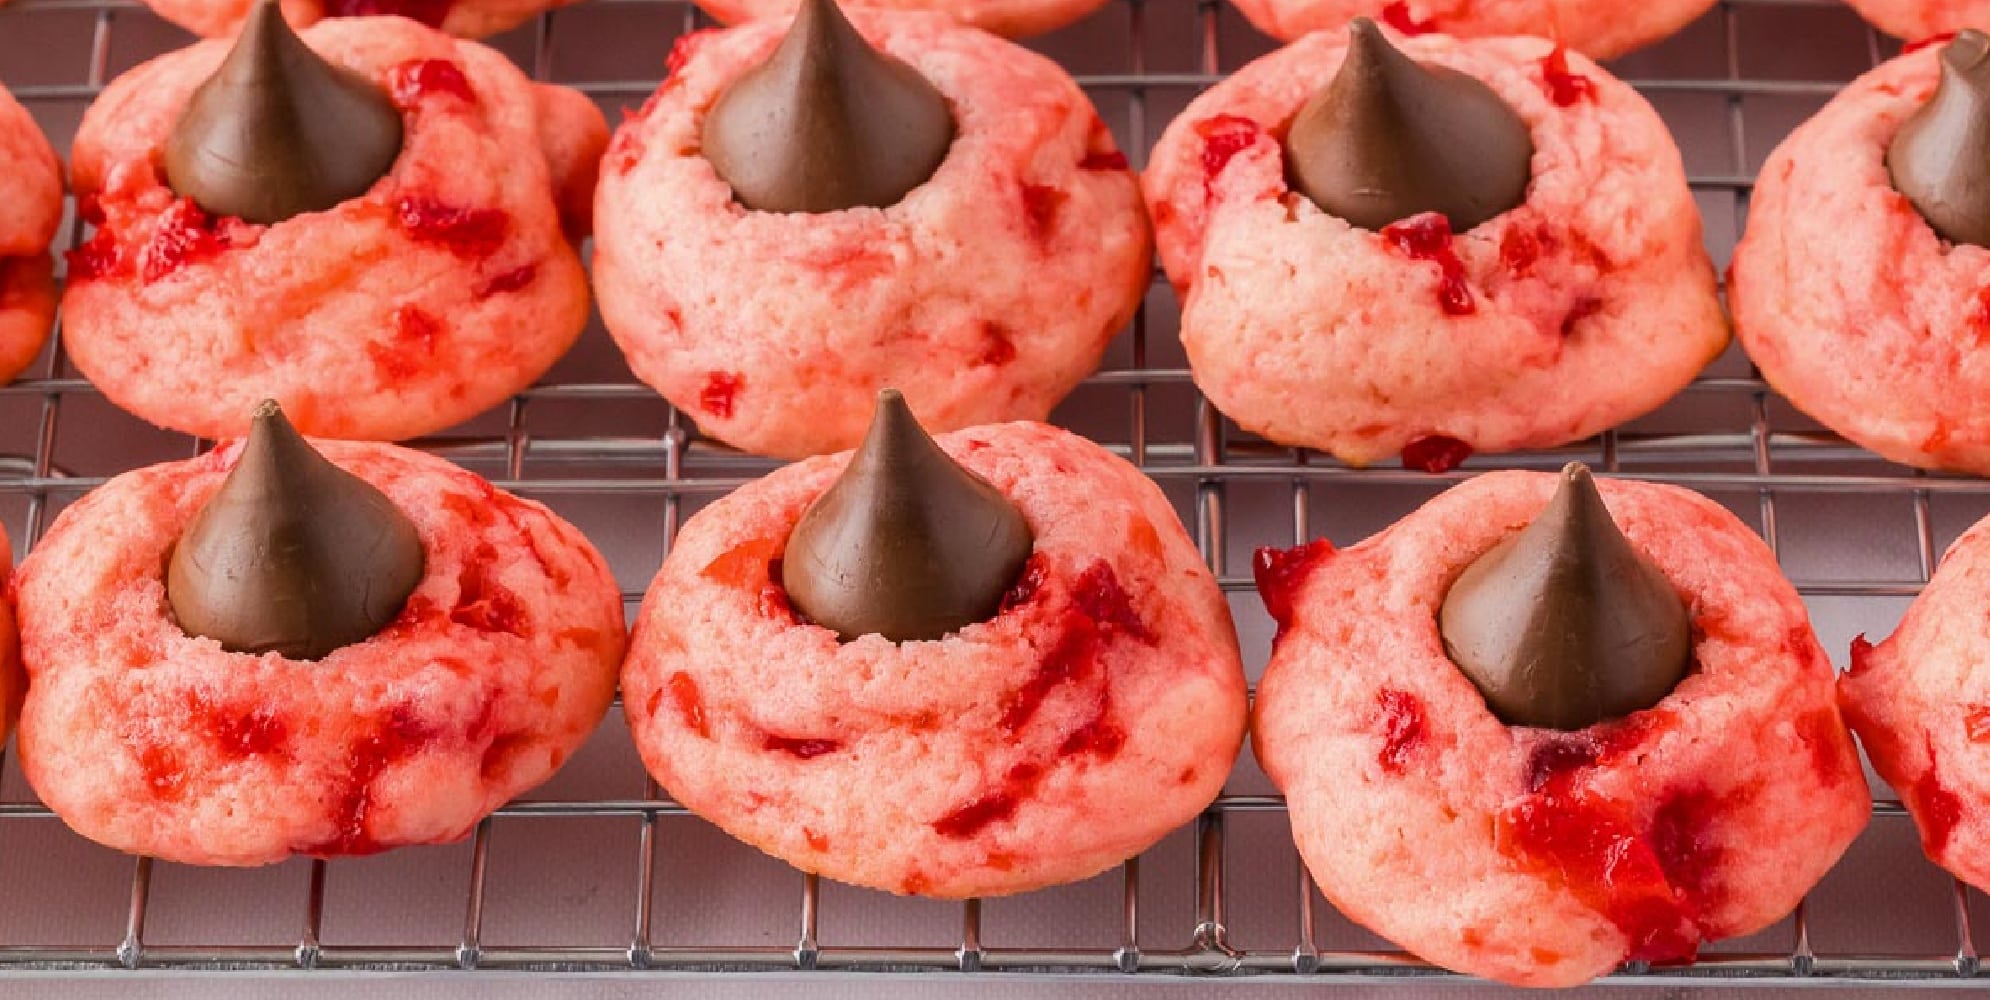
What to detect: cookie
<box><xmin>61</xmin><ymin>12</ymin><xmax>606</xmax><ymax>441</ymax></box>
<box><xmin>1253</xmin><ymin>467</ymin><xmax>1866</xmax><ymax>986</ymax></box>
<box><xmin>690</xmin><ymin>0</ymin><xmax>1113</xmax><ymax>38</ymax></box>
<box><xmin>0</xmin><ymin>82</ymin><xmax>62</xmax><ymax>386</ymax></box>
<box><xmin>135</xmin><ymin>0</ymin><xmax>578</xmax><ymax>39</ymax></box>
<box><xmin>1142</xmin><ymin>26</ymin><xmax>1725</xmax><ymax>470</ymax></box>
<box><xmin>1730</xmin><ymin>32</ymin><xmax>1990</xmax><ymax>475</ymax></box>
<box><xmin>1843</xmin><ymin>0</ymin><xmax>1989</xmax><ymax>40</ymax></box>
<box><xmin>0</xmin><ymin>530</ymin><xmax>21</xmax><ymax>747</ymax></box>
<box><xmin>13</xmin><ymin>405</ymin><xmax>626</xmax><ymax>865</ymax></box>
<box><xmin>621</xmin><ymin>408</ymin><xmax>1247</xmax><ymax>898</ymax></box>
<box><xmin>1840</xmin><ymin>510</ymin><xmax>1990</xmax><ymax>893</ymax></box>
<box><xmin>1228</xmin><ymin>0</ymin><xmax>1717</xmax><ymax>57</ymax></box>
<box><xmin>593</xmin><ymin>3</ymin><xmax>1150</xmax><ymax>459</ymax></box>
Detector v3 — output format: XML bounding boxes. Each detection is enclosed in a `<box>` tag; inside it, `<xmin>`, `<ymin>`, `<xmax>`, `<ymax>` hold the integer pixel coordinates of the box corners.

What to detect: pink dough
<box><xmin>14</xmin><ymin>440</ymin><xmax>626</xmax><ymax>866</ymax></box>
<box><xmin>1253</xmin><ymin>471</ymin><xmax>1868</xmax><ymax>987</ymax></box>
<box><xmin>1730</xmin><ymin>40</ymin><xmax>1990</xmax><ymax>475</ymax></box>
<box><xmin>593</xmin><ymin>14</ymin><xmax>1151</xmax><ymax>459</ymax></box>
<box><xmin>690</xmin><ymin>0</ymin><xmax>1114</xmax><ymax>38</ymax></box>
<box><xmin>1227</xmin><ymin>0</ymin><xmax>1717</xmax><ymax>56</ymax></box>
<box><xmin>0</xmin><ymin>83</ymin><xmax>60</xmax><ymax>385</ymax></box>
<box><xmin>1843</xmin><ymin>0</ymin><xmax>1990</xmax><ymax>40</ymax></box>
<box><xmin>1841</xmin><ymin>511</ymin><xmax>1990</xmax><ymax>894</ymax></box>
<box><xmin>0</xmin><ymin>531</ymin><xmax>20</xmax><ymax>746</ymax></box>
<box><xmin>136</xmin><ymin>0</ymin><xmax>579</xmax><ymax>39</ymax></box>
<box><xmin>62</xmin><ymin>18</ymin><xmax>608</xmax><ymax>441</ymax></box>
<box><xmin>1142</xmin><ymin>28</ymin><xmax>1726</xmax><ymax>468</ymax></box>
<box><xmin>621</xmin><ymin>421</ymin><xmax>1248</xmax><ymax>898</ymax></box>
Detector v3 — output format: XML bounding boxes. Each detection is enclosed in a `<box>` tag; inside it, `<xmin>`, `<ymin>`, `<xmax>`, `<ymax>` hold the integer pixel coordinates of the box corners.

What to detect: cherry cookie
<box><xmin>690</xmin><ymin>0</ymin><xmax>1112</xmax><ymax>38</ymax></box>
<box><xmin>1228</xmin><ymin>0</ymin><xmax>1717</xmax><ymax>57</ymax></box>
<box><xmin>594</xmin><ymin>0</ymin><xmax>1150</xmax><ymax>459</ymax></box>
<box><xmin>1252</xmin><ymin>464</ymin><xmax>1866</xmax><ymax>986</ymax></box>
<box><xmin>622</xmin><ymin>391</ymin><xmax>1247</xmax><ymax>897</ymax></box>
<box><xmin>1841</xmin><ymin>510</ymin><xmax>1990</xmax><ymax>893</ymax></box>
<box><xmin>1843</xmin><ymin>0</ymin><xmax>1990</xmax><ymax>41</ymax></box>
<box><xmin>13</xmin><ymin>402</ymin><xmax>625</xmax><ymax>865</ymax></box>
<box><xmin>62</xmin><ymin>5</ymin><xmax>607</xmax><ymax>441</ymax></box>
<box><xmin>1143</xmin><ymin>21</ymin><xmax>1725</xmax><ymax>471</ymax></box>
<box><xmin>0</xmin><ymin>82</ymin><xmax>62</xmax><ymax>385</ymax></box>
<box><xmin>1732</xmin><ymin>31</ymin><xmax>1990</xmax><ymax>475</ymax></box>
<box><xmin>0</xmin><ymin>531</ymin><xmax>22</xmax><ymax>746</ymax></box>
<box><xmin>134</xmin><ymin>0</ymin><xmax>577</xmax><ymax>40</ymax></box>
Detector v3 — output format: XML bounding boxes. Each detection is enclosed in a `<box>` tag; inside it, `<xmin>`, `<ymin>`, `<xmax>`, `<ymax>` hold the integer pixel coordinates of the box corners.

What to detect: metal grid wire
<box><xmin>1</xmin><ymin>0</ymin><xmax>1986</xmax><ymax>984</ymax></box>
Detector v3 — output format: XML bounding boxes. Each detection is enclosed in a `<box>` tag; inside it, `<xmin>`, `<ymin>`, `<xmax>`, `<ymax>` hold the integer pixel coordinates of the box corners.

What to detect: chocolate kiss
<box><xmin>163</xmin><ymin>0</ymin><xmax>403</xmax><ymax>225</ymax></box>
<box><xmin>1889</xmin><ymin>29</ymin><xmax>1990</xmax><ymax>247</ymax></box>
<box><xmin>781</xmin><ymin>389</ymin><xmax>1033</xmax><ymax>642</ymax></box>
<box><xmin>168</xmin><ymin>400</ymin><xmax>426</xmax><ymax>660</ymax></box>
<box><xmin>700</xmin><ymin>0</ymin><xmax>955</xmax><ymax>213</ymax></box>
<box><xmin>1284</xmin><ymin>17</ymin><xmax>1533</xmax><ymax>232</ymax></box>
<box><xmin>1438</xmin><ymin>462</ymin><xmax>1691</xmax><ymax>731</ymax></box>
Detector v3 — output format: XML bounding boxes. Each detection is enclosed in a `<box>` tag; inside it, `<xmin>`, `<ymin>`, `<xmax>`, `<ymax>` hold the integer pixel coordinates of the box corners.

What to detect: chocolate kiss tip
<box><xmin>780</xmin><ymin>389</ymin><xmax>1032</xmax><ymax>643</ymax></box>
<box><xmin>1347</xmin><ymin>14</ymin><xmax>1383</xmax><ymax>45</ymax></box>
<box><xmin>863</xmin><ymin>388</ymin><xmax>919</xmax><ymax>448</ymax></box>
<box><xmin>699</xmin><ymin>0</ymin><xmax>954</xmax><ymax>214</ymax></box>
<box><xmin>1437</xmin><ymin>460</ymin><xmax>1691</xmax><ymax>731</ymax></box>
<box><xmin>244</xmin><ymin>0</ymin><xmax>282</xmax><ymax>32</ymax></box>
<box><xmin>1283</xmin><ymin>16</ymin><xmax>1532</xmax><ymax>233</ymax></box>
<box><xmin>167</xmin><ymin>400</ymin><xmax>426</xmax><ymax>661</ymax></box>
<box><xmin>1952</xmin><ymin>27</ymin><xmax>1990</xmax><ymax>64</ymax></box>
<box><xmin>163</xmin><ymin>0</ymin><xmax>403</xmax><ymax>225</ymax></box>
<box><xmin>1889</xmin><ymin>29</ymin><xmax>1990</xmax><ymax>247</ymax></box>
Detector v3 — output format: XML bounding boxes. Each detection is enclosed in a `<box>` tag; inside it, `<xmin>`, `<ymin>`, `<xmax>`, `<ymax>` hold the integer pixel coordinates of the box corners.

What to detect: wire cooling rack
<box><xmin>1</xmin><ymin>0</ymin><xmax>1987</xmax><ymax>986</ymax></box>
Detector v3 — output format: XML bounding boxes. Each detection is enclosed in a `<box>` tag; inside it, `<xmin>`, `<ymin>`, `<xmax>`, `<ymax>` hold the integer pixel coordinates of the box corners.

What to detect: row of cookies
<box><xmin>0</xmin><ymin>0</ymin><xmax>1724</xmax><ymax>50</ymax></box>
<box><xmin>0</xmin><ymin>2</ymin><xmax>1868</xmax><ymax>467</ymax></box>
<box><xmin>0</xmin><ymin>0</ymin><xmax>1981</xmax><ymax>989</ymax></box>
<box><xmin>16</xmin><ymin>0</ymin><xmax>1983</xmax><ymax>55</ymax></box>
<box><xmin>7</xmin><ymin>385</ymin><xmax>1990</xmax><ymax>987</ymax></box>
<box><xmin>15</xmin><ymin>2</ymin><xmax>1990</xmax><ymax>478</ymax></box>
<box><xmin>0</xmin><ymin>0</ymin><xmax>1151</xmax><ymax>454</ymax></box>
<box><xmin>1230</xmin><ymin>0</ymin><xmax>1990</xmax><ymax>52</ymax></box>
<box><xmin>0</xmin><ymin>396</ymin><xmax>1244</xmax><ymax>889</ymax></box>
<box><xmin>1153</xmin><ymin>21</ymin><xmax>1990</xmax><ymax>478</ymax></box>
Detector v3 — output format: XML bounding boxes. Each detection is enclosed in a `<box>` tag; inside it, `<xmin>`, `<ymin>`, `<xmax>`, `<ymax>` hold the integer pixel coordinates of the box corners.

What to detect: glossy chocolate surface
<box><xmin>781</xmin><ymin>389</ymin><xmax>1032</xmax><ymax>642</ymax></box>
<box><xmin>168</xmin><ymin>401</ymin><xmax>426</xmax><ymax>660</ymax></box>
<box><xmin>164</xmin><ymin>0</ymin><xmax>403</xmax><ymax>225</ymax></box>
<box><xmin>1889</xmin><ymin>30</ymin><xmax>1990</xmax><ymax>247</ymax></box>
<box><xmin>701</xmin><ymin>0</ymin><xmax>953</xmax><ymax>213</ymax></box>
<box><xmin>1285</xmin><ymin>17</ymin><xmax>1532</xmax><ymax>232</ymax></box>
<box><xmin>1439</xmin><ymin>462</ymin><xmax>1691</xmax><ymax>730</ymax></box>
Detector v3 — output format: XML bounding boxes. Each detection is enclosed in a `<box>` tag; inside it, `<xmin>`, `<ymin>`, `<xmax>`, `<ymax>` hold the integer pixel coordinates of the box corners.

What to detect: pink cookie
<box><xmin>1729</xmin><ymin>42</ymin><xmax>1990</xmax><ymax>475</ymax></box>
<box><xmin>62</xmin><ymin>18</ymin><xmax>607</xmax><ymax>441</ymax></box>
<box><xmin>1142</xmin><ymin>29</ymin><xmax>1725</xmax><ymax>470</ymax></box>
<box><xmin>621</xmin><ymin>421</ymin><xmax>1247</xmax><ymax>898</ymax></box>
<box><xmin>690</xmin><ymin>0</ymin><xmax>1112</xmax><ymax>38</ymax></box>
<box><xmin>594</xmin><ymin>14</ymin><xmax>1151</xmax><ymax>459</ymax></box>
<box><xmin>0</xmin><ymin>531</ymin><xmax>21</xmax><ymax>746</ymax></box>
<box><xmin>1253</xmin><ymin>471</ymin><xmax>1867</xmax><ymax>986</ymax></box>
<box><xmin>1228</xmin><ymin>0</ymin><xmax>1717</xmax><ymax>56</ymax></box>
<box><xmin>14</xmin><ymin>440</ymin><xmax>626</xmax><ymax>866</ymax></box>
<box><xmin>1840</xmin><ymin>512</ymin><xmax>1990</xmax><ymax>892</ymax></box>
<box><xmin>1843</xmin><ymin>1</ymin><xmax>1988</xmax><ymax>40</ymax></box>
<box><xmin>136</xmin><ymin>0</ymin><xmax>578</xmax><ymax>39</ymax></box>
<box><xmin>0</xmin><ymin>83</ymin><xmax>61</xmax><ymax>386</ymax></box>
